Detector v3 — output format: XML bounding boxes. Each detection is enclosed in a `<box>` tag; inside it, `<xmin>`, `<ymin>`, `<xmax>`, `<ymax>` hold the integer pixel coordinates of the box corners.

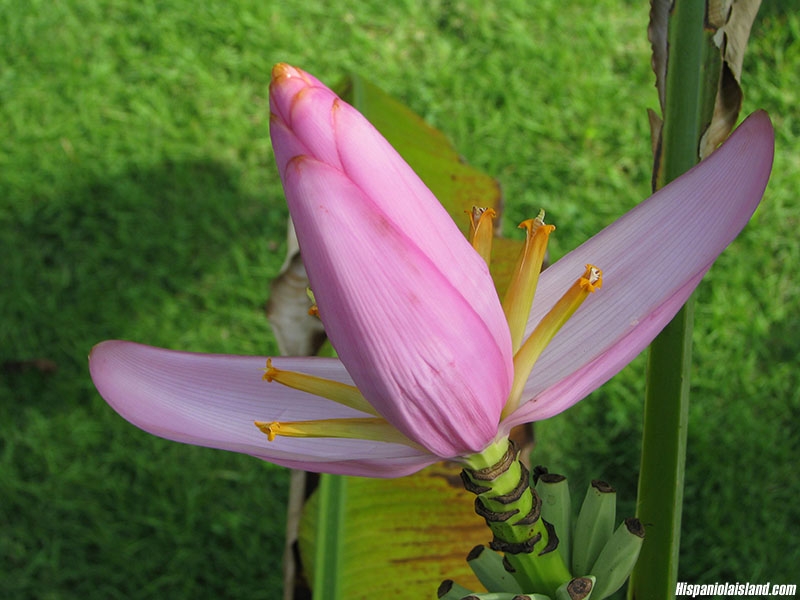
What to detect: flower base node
<box><xmin>466</xmin><ymin>440</ymin><xmax>517</xmax><ymax>480</ymax></box>
<box><xmin>489</xmin><ymin>533</ymin><xmax>542</xmax><ymax>555</ymax></box>
<box><xmin>514</xmin><ymin>498</ymin><xmax>543</xmax><ymax>526</ymax></box>
<box><xmin>475</xmin><ymin>498</ymin><xmax>519</xmax><ymax>523</ymax></box>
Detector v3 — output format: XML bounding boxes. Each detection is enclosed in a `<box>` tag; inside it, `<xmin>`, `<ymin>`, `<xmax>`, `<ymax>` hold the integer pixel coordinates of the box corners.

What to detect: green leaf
<box><xmin>298</xmin><ymin>463</ymin><xmax>487</xmax><ymax>598</ymax></box>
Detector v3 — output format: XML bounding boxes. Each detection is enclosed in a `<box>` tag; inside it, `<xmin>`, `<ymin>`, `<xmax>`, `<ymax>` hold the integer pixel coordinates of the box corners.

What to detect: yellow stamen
<box><xmin>308</xmin><ymin>305</ymin><xmax>319</xmax><ymax>317</ymax></box>
<box><xmin>305</xmin><ymin>288</ymin><xmax>320</xmax><ymax>317</ymax></box>
<box><xmin>467</xmin><ymin>207</ymin><xmax>496</xmax><ymax>266</ymax></box>
<box><xmin>502</xmin><ymin>210</ymin><xmax>555</xmax><ymax>352</ymax></box>
<box><xmin>502</xmin><ymin>264</ymin><xmax>603</xmax><ymax>418</ymax></box>
<box><xmin>254</xmin><ymin>417</ymin><xmax>424</xmax><ymax>449</ymax></box>
<box><xmin>263</xmin><ymin>359</ymin><xmax>379</xmax><ymax>416</ymax></box>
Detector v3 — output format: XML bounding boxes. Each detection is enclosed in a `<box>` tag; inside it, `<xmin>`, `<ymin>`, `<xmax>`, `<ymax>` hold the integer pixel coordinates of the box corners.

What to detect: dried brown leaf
<box><xmin>265</xmin><ymin>220</ymin><xmax>327</xmax><ymax>357</ymax></box>
<box><xmin>648</xmin><ymin>0</ymin><xmax>672</xmax><ymax>114</ymax></box>
<box><xmin>700</xmin><ymin>0</ymin><xmax>762</xmax><ymax>158</ymax></box>
<box><xmin>649</xmin><ymin>1</ymin><xmax>762</xmax><ymax>159</ymax></box>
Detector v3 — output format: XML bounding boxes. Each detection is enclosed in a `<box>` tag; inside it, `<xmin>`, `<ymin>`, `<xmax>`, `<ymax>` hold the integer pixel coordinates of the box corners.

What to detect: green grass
<box><xmin>1</xmin><ymin>1</ymin><xmax>797</xmax><ymax>598</ymax></box>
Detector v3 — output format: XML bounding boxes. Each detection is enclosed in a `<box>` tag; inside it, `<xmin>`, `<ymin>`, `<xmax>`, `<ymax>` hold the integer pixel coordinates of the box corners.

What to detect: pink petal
<box><xmin>272</xmin><ymin>90</ymin><xmax>340</xmax><ymax>176</ymax></box>
<box><xmin>89</xmin><ymin>340</ymin><xmax>437</xmax><ymax>477</ymax></box>
<box><xmin>282</xmin><ymin>156</ymin><xmax>511</xmax><ymax>457</ymax></box>
<box><xmin>268</xmin><ymin>64</ymin><xmax>329</xmax><ymax>127</ymax></box>
<box><xmin>503</xmin><ymin>111</ymin><xmax>774</xmax><ymax>429</ymax></box>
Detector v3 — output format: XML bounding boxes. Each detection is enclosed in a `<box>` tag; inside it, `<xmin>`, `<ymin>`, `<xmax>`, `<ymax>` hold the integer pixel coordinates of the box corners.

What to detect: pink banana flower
<box><xmin>89</xmin><ymin>64</ymin><xmax>773</xmax><ymax>477</ymax></box>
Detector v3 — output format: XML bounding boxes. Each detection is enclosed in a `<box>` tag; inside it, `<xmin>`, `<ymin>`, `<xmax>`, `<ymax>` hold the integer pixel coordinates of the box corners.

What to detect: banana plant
<box><xmin>89</xmin><ymin>57</ymin><xmax>772</xmax><ymax>598</ymax></box>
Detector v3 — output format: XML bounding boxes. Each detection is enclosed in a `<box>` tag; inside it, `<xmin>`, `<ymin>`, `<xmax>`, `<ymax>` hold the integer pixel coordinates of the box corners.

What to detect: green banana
<box><xmin>455</xmin><ymin>593</ymin><xmax>552</xmax><ymax>600</ymax></box>
<box><xmin>437</xmin><ymin>579</ymin><xmax>475</xmax><ymax>599</ymax></box>
<box><xmin>534</xmin><ymin>472</ymin><xmax>572</xmax><ymax>568</ymax></box>
<box><xmin>555</xmin><ymin>576</ymin><xmax>595</xmax><ymax>600</ymax></box>
<box><xmin>587</xmin><ymin>517</ymin><xmax>644</xmax><ymax>599</ymax></box>
<box><xmin>467</xmin><ymin>545</ymin><xmax>525</xmax><ymax>594</ymax></box>
<box><xmin>571</xmin><ymin>480</ymin><xmax>616</xmax><ymax>576</ymax></box>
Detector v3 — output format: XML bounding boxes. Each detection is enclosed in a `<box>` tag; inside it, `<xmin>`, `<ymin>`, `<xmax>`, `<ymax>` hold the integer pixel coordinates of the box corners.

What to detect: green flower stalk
<box><xmin>462</xmin><ymin>440</ymin><xmax>571</xmax><ymax>596</ymax></box>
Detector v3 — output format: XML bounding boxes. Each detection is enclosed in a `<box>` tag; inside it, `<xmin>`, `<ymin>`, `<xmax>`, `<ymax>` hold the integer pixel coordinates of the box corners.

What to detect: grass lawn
<box><xmin>1</xmin><ymin>1</ymin><xmax>798</xmax><ymax>598</ymax></box>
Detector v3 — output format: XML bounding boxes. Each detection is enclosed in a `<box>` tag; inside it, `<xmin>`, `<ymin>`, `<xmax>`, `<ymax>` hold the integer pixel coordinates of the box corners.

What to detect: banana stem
<box><xmin>630</xmin><ymin>1</ymin><xmax>720</xmax><ymax>598</ymax></box>
<box><xmin>461</xmin><ymin>440</ymin><xmax>572</xmax><ymax>597</ymax></box>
